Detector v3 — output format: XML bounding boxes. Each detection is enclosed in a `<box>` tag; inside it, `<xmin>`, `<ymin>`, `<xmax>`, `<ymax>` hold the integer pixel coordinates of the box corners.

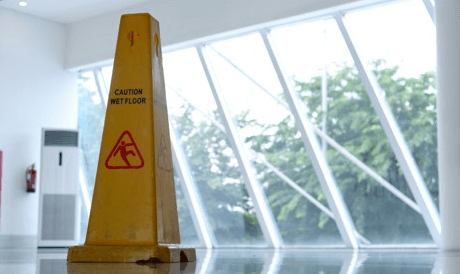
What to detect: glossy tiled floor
<box><xmin>1</xmin><ymin>247</ymin><xmax>459</xmax><ymax>273</ymax></box>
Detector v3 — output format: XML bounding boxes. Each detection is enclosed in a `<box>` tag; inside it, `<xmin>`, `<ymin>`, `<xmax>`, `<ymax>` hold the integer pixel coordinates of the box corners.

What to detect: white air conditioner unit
<box><xmin>38</xmin><ymin>129</ymin><xmax>80</xmax><ymax>247</ymax></box>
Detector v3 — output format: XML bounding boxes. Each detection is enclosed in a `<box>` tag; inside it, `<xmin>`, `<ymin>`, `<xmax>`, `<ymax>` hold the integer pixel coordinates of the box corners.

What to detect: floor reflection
<box><xmin>3</xmin><ymin>247</ymin><xmax>460</xmax><ymax>273</ymax></box>
<box><xmin>67</xmin><ymin>261</ymin><xmax>196</xmax><ymax>274</ymax></box>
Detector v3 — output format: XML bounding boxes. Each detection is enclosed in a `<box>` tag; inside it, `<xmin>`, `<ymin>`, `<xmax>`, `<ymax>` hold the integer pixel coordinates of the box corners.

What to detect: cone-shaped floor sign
<box><xmin>67</xmin><ymin>13</ymin><xmax>196</xmax><ymax>263</ymax></box>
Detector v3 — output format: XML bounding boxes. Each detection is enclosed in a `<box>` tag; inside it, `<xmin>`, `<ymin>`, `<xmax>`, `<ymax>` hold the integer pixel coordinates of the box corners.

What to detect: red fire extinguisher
<box><xmin>26</xmin><ymin>164</ymin><xmax>37</xmax><ymax>193</ymax></box>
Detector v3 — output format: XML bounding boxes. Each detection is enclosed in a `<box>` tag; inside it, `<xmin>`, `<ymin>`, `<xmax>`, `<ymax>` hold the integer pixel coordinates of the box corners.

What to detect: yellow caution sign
<box><xmin>67</xmin><ymin>13</ymin><xmax>196</xmax><ymax>263</ymax></box>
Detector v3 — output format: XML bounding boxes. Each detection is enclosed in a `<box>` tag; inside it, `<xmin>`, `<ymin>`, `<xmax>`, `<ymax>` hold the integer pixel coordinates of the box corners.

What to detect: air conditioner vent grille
<box><xmin>41</xmin><ymin>194</ymin><xmax>76</xmax><ymax>241</ymax></box>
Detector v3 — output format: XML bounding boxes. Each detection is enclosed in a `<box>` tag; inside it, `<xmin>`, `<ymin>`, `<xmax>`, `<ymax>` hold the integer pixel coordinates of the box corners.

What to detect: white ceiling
<box><xmin>0</xmin><ymin>0</ymin><xmax>152</xmax><ymax>24</ymax></box>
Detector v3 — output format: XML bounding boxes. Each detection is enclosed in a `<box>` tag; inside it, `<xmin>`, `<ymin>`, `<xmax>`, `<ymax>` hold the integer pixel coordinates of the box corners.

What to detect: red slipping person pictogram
<box><xmin>105</xmin><ymin>131</ymin><xmax>144</xmax><ymax>169</ymax></box>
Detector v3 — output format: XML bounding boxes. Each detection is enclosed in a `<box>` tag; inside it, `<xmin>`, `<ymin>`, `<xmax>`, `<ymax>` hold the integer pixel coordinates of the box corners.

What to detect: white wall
<box><xmin>0</xmin><ymin>8</ymin><xmax>78</xmax><ymax>236</ymax></box>
<box><xmin>65</xmin><ymin>0</ymin><xmax>367</xmax><ymax>70</ymax></box>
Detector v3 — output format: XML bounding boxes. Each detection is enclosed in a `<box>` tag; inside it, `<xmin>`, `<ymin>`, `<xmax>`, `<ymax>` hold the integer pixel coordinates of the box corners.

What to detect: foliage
<box><xmin>172</xmin><ymin>107</ymin><xmax>263</xmax><ymax>244</ymax></box>
<box><xmin>290</xmin><ymin>60</ymin><xmax>437</xmax><ymax>243</ymax></box>
<box><xmin>78</xmin><ymin>61</ymin><xmax>438</xmax><ymax>245</ymax></box>
<box><xmin>172</xmin><ymin>61</ymin><xmax>437</xmax><ymax>245</ymax></box>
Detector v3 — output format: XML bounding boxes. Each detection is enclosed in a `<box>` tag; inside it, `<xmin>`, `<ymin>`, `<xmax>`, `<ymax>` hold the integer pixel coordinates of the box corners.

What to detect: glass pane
<box><xmin>271</xmin><ymin>20</ymin><xmax>350</xmax><ymax>84</ymax></box>
<box><xmin>209</xmin><ymin>34</ymin><xmax>284</xmax><ymax>102</ymax></box>
<box><xmin>78</xmin><ymin>71</ymin><xmax>105</xmax><ymax>198</ymax></box>
<box><xmin>101</xmin><ymin>65</ymin><xmax>113</xmax><ymax>92</ymax></box>
<box><xmin>79</xmin><ymin>201</ymin><xmax>88</xmax><ymax>244</ymax></box>
<box><xmin>174</xmin><ymin>169</ymin><xmax>201</xmax><ymax>246</ymax></box>
<box><xmin>164</xmin><ymin>48</ymin><xmax>266</xmax><ymax>246</ymax></box>
<box><xmin>346</xmin><ymin>0</ymin><xmax>438</xmax><ymax>206</ymax></box>
<box><xmin>78</xmin><ymin>71</ymin><xmax>105</xmax><ymax>243</ymax></box>
<box><xmin>208</xmin><ymin>34</ymin><xmax>344</xmax><ymax>246</ymax></box>
<box><xmin>164</xmin><ymin>48</ymin><xmax>217</xmax><ymax>114</ymax></box>
<box><xmin>284</xmin><ymin>19</ymin><xmax>432</xmax><ymax>244</ymax></box>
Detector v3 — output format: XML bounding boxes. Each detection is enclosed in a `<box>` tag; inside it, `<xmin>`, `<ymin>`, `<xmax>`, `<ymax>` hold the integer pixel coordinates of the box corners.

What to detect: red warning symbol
<box><xmin>105</xmin><ymin>131</ymin><xmax>144</xmax><ymax>169</ymax></box>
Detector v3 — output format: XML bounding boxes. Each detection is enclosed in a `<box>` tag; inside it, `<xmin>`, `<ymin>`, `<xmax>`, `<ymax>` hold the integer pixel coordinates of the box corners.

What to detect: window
<box><xmin>78</xmin><ymin>0</ymin><xmax>438</xmax><ymax>247</ymax></box>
